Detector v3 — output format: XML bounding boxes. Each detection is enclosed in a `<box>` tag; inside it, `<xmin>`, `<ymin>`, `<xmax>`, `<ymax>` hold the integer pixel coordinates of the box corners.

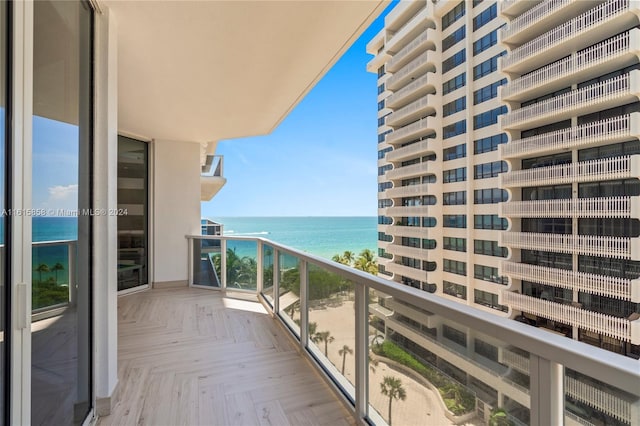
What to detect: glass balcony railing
<box><xmin>186</xmin><ymin>235</ymin><xmax>640</xmax><ymax>426</ymax></box>
<box><xmin>32</xmin><ymin>239</ymin><xmax>77</xmax><ymax>315</ymax></box>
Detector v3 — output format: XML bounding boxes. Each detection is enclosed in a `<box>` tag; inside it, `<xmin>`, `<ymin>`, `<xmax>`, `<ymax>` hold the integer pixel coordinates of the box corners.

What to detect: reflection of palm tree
<box><xmin>217</xmin><ymin>248</ymin><xmax>257</xmax><ymax>288</ymax></box>
<box><xmin>355</xmin><ymin>249</ymin><xmax>378</xmax><ymax>275</ymax></box>
<box><xmin>316</xmin><ymin>331</ymin><xmax>334</xmax><ymax>356</ymax></box>
<box><xmin>51</xmin><ymin>262</ymin><xmax>65</xmax><ymax>284</ymax></box>
<box><xmin>380</xmin><ymin>376</ymin><xmax>406</xmax><ymax>426</ymax></box>
<box><xmin>489</xmin><ymin>408</ymin><xmax>512</xmax><ymax>426</ymax></box>
<box><xmin>35</xmin><ymin>263</ymin><xmax>50</xmax><ymax>284</ymax></box>
<box><xmin>338</xmin><ymin>345</ymin><xmax>353</xmax><ymax>375</ymax></box>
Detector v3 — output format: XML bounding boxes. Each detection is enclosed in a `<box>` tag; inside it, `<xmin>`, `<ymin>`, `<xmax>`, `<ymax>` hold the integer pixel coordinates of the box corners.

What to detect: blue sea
<box><xmin>209</xmin><ymin>216</ymin><xmax>378</xmax><ymax>260</ymax></box>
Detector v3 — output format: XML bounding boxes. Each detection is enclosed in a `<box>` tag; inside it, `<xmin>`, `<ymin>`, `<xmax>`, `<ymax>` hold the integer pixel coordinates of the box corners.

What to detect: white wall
<box><xmin>152</xmin><ymin>139</ymin><xmax>201</xmax><ymax>284</ymax></box>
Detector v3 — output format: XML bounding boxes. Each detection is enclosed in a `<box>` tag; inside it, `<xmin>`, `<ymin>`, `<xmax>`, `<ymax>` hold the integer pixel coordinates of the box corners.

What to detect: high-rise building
<box><xmin>368</xmin><ymin>0</ymin><xmax>640</xmax><ymax>424</ymax></box>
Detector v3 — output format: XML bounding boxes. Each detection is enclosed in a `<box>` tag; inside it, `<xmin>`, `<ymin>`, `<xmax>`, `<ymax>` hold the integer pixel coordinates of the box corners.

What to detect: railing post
<box><xmin>273</xmin><ymin>249</ymin><xmax>280</xmax><ymax>314</ymax></box>
<box><xmin>221</xmin><ymin>239</ymin><xmax>227</xmax><ymax>290</ymax></box>
<box><xmin>187</xmin><ymin>237</ymin><xmax>193</xmax><ymax>286</ymax></box>
<box><xmin>68</xmin><ymin>241</ymin><xmax>76</xmax><ymax>306</ymax></box>
<box><xmin>354</xmin><ymin>282</ymin><xmax>368</xmax><ymax>422</ymax></box>
<box><xmin>530</xmin><ymin>354</ymin><xmax>564</xmax><ymax>426</ymax></box>
<box><xmin>256</xmin><ymin>240</ymin><xmax>263</xmax><ymax>294</ymax></box>
<box><xmin>299</xmin><ymin>260</ymin><xmax>308</xmax><ymax>349</ymax></box>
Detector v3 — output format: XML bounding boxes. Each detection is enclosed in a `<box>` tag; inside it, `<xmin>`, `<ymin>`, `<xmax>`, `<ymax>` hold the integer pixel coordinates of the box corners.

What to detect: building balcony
<box><xmin>500</xmin><ymin>231</ymin><xmax>640</xmax><ymax>259</ymax></box>
<box><xmin>500</xmin><ymin>155</ymin><xmax>640</xmax><ymax>187</ymax></box>
<box><xmin>385</xmin><ymin>298</ymin><xmax>438</xmax><ymax>329</ymax></box>
<box><xmin>385</xmin><ymin>225</ymin><xmax>430</xmax><ymax>239</ymax></box>
<box><xmin>501</xmin><ymin>29</ymin><xmax>640</xmax><ymax>102</ymax></box>
<box><xmin>384</xmin><ymin>5</ymin><xmax>434</xmax><ymax>54</ymax></box>
<box><xmin>384</xmin><ymin>183</ymin><xmax>434</xmax><ymax>199</ymax></box>
<box><xmin>565</xmin><ymin>375</ymin><xmax>636</xmax><ymax>425</ymax></box>
<box><xmin>385</xmin><ymin>116</ymin><xmax>437</xmax><ymax>145</ymax></box>
<box><xmin>386</xmin><ymin>74</ymin><xmax>437</xmax><ymax>109</ymax></box>
<box><xmin>385</xmin><ymin>162</ymin><xmax>432</xmax><ymax>180</ymax></box>
<box><xmin>501</xmin><ymin>261</ymin><xmax>640</xmax><ymax>302</ymax></box>
<box><xmin>499</xmin><ymin>346</ymin><xmax>531</xmax><ymax>375</ymax></box>
<box><xmin>499</xmin><ymin>196</ymin><xmax>640</xmax><ymax>218</ymax></box>
<box><xmin>385</xmin><ymin>244</ymin><xmax>435</xmax><ymax>261</ymax></box>
<box><xmin>385</xmin><ymin>139</ymin><xmax>435</xmax><ymax>163</ymax></box>
<box><xmin>383</xmin><ymin>205</ymin><xmax>434</xmax><ymax>218</ymax></box>
<box><xmin>500</xmin><ymin>0</ymin><xmax>640</xmax><ymax>74</ymax></box>
<box><xmin>501</xmin><ymin>71</ymin><xmax>640</xmax><ymax>130</ymax></box>
<box><xmin>384</xmin><ymin>262</ymin><xmax>428</xmax><ymax>282</ymax></box>
<box><xmin>201</xmin><ymin>154</ymin><xmax>227</xmax><ymax>201</ymax></box>
<box><xmin>386</xmin><ymin>50</ymin><xmax>437</xmax><ymax>91</ymax></box>
<box><xmin>500</xmin><ymin>113</ymin><xmax>639</xmax><ymax>159</ymax></box>
<box><xmin>386</xmin><ymin>28</ymin><xmax>437</xmax><ymax>73</ymax></box>
<box><xmin>501</xmin><ymin>291</ymin><xmax>640</xmax><ymax>344</ymax></box>
<box><xmin>386</xmin><ymin>95</ymin><xmax>437</xmax><ymax>128</ymax></box>
<box><xmin>499</xmin><ymin>0</ymin><xmax>543</xmax><ymax>18</ymax></box>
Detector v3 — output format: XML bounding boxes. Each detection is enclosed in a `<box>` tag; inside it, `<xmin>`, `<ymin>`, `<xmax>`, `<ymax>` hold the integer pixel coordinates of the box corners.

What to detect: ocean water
<box><xmin>210</xmin><ymin>216</ymin><xmax>378</xmax><ymax>260</ymax></box>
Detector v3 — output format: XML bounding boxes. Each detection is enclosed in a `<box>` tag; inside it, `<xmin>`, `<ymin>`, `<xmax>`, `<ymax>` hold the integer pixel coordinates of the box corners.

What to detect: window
<box><xmin>474</xmin><ymin>133</ymin><xmax>507</xmax><ymax>154</ymax></box>
<box><xmin>579</xmin><ymin>178</ymin><xmax>640</xmax><ymax>198</ymax></box>
<box><xmin>578</xmin><ymin>218</ymin><xmax>640</xmax><ymax>237</ymax></box>
<box><xmin>522</xmin><ymin>184</ymin><xmax>571</xmax><ymax>201</ymax></box>
<box><xmin>442</xmin><ymin>49</ymin><xmax>466</xmax><ymax>73</ymax></box>
<box><xmin>443</xmin><ymin>96</ymin><xmax>466</xmax><ymax>117</ymax></box>
<box><xmin>474</xmin><ymin>188</ymin><xmax>508</xmax><ymax>204</ymax></box>
<box><xmin>474</xmin><ymin>290</ymin><xmax>507</xmax><ymax>312</ymax></box>
<box><xmin>443</xmin><ymin>167</ymin><xmax>466</xmax><ymax>183</ymax></box>
<box><xmin>378</xmin><ymin>164</ymin><xmax>392</xmax><ymax>176</ymax></box>
<box><xmin>378</xmin><ymin>182</ymin><xmax>392</xmax><ymax>192</ymax></box>
<box><xmin>378</xmin><ymin>232</ymin><xmax>392</xmax><ymax>242</ymax></box>
<box><xmin>473</xmin><ymin>30</ymin><xmax>498</xmax><ymax>56</ymax></box>
<box><xmin>444</xmin><ymin>281</ymin><xmax>467</xmax><ymax>299</ymax></box>
<box><xmin>473</xmin><ymin>51</ymin><xmax>506</xmax><ymax>80</ymax></box>
<box><xmin>377</xmin><ymin>147</ymin><xmax>391</xmax><ymax>159</ymax></box>
<box><xmin>474</xmin><ymin>240</ymin><xmax>508</xmax><ymax>257</ymax></box>
<box><xmin>443</xmin><ymin>73</ymin><xmax>466</xmax><ymax>95</ymax></box>
<box><xmin>474</xmin><ymin>214</ymin><xmax>508</xmax><ymax>230</ymax></box>
<box><xmin>443</xmin><ymin>324</ymin><xmax>467</xmax><ymax>347</ymax></box>
<box><xmin>474</xmin><ymin>264</ymin><xmax>508</xmax><ymax>285</ymax></box>
<box><xmin>443</xmin><ymin>215</ymin><xmax>467</xmax><ymax>228</ymax></box>
<box><xmin>377</xmin><ymin>83</ymin><xmax>385</xmax><ymax>94</ymax></box>
<box><xmin>378</xmin><ymin>199</ymin><xmax>392</xmax><ymax>208</ymax></box>
<box><xmin>474</xmin><ymin>78</ymin><xmax>507</xmax><ymax>104</ymax></box>
<box><xmin>473</xmin><ymin>3</ymin><xmax>497</xmax><ymax>31</ymax></box>
<box><xmin>443</xmin><ymin>119</ymin><xmax>466</xmax><ymax>139</ymax></box>
<box><xmin>442</xmin><ymin>1</ymin><xmax>465</xmax><ymax>30</ymax></box>
<box><xmin>377</xmin><ymin>65</ymin><xmax>385</xmax><ymax>78</ymax></box>
<box><xmin>444</xmin><ymin>144</ymin><xmax>466</xmax><ymax>161</ymax></box>
<box><xmin>378</xmin><ymin>216</ymin><xmax>392</xmax><ymax>225</ymax></box>
<box><xmin>401</xmin><ymin>256</ymin><xmax>422</xmax><ymax>270</ymax></box>
<box><xmin>473</xmin><ymin>106</ymin><xmax>507</xmax><ymax>129</ymax></box>
<box><xmin>444</xmin><ymin>237</ymin><xmax>466</xmax><ymax>252</ymax></box>
<box><xmin>522</xmin><ymin>250</ymin><xmax>572</xmax><ymax>270</ymax></box>
<box><xmin>423</xmin><ymin>217</ymin><xmax>437</xmax><ymax>227</ymax></box>
<box><xmin>443</xmin><ymin>190</ymin><xmax>466</xmax><ymax>205</ymax></box>
<box><xmin>377</xmin><ymin>100</ymin><xmax>385</xmax><ymax>111</ymax></box>
<box><xmin>475</xmin><ymin>339</ymin><xmax>498</xmax><ymax>362</ymax></box>
<box><xmin>578</xmin><ymin>140</ymin><xmax>640</xmax><ymax>161</ymax></box>
<box><xmin>473</xmin><ymin>0</ymin><xmax>484</xmax><ymax>7</ymax></box>
<box><xmin>579</xmin><ymin>255</ymin><xmax>640</xmax><ymax>280</ymax></box>
<box><xmin>522</xmin><ymin>218</ymin><xmax>572</xmax><ymax>234</ymax></box>
<box><xmin>442</xmin><ymin>25</ymin><xmax>465</xmax><ymax>52</ymax></box>
<box><xmin>474</xmin><ymin>161</ymin><xmax>507</xmax><ymax>179</ymax></box>
<box><xmin>378</xmin><ymin>129</ymin><xmax>391</xmax><ymax>143</ymax></box>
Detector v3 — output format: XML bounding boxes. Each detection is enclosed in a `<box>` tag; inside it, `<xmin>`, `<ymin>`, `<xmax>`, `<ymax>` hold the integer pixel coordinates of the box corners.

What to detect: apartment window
<box><xmin>442</xmin><ymin>1</ymin><xmax>465</xmax><ymax>30</ymax></box>
<box><xmin>523</xmin><ymin>281</ymin><xmax>573</xmax><ymax>304</ymax></box>
<box><xmin>579</xmin><ymin>218</ymin><xmax>640</xmax><ymax>237</ymax></box>
<box><xmin>522</xmin><ymin>86</ymin><xmax>571</xmax><ymax>107</ymax></box>
<box><xmin>443</xmin><ymin>167</ymin><xmax>466</xmax><ymax>183</ymax></box>
<box><xmin>443</xmin><ymin>215</ymin><xmax>467</xmax><ymax>228</ymax></box>
<box><xmin>443</xmin><ymin>96</ymin><xmax>466</xmax><ymax>117</ymax></box>
<box><xmin>473</xmin><ymin>106</ymin><xmax>507</xmax><ymax>129</ymax></box>
<box><xmin>378</xmin><ymin>216</ymin><xmax>392</xmax><ymax>225</ymax></box>
<box><xmin>401</xmin><ymin>256</ymin><xmax>422</xmax><ymax>270</ymax></box>
<box><xmin>522</xmin><ymin>152</ymin><xmax>571</xmax><ymax>170</ymax></box>
<box><xmin>378</xmin><ymin>116</ymin><xmax>385</xmax><ymax>127</ymax></box>
<box><xmin>473</xmin><ymin>30</ymin><xmax>498</xmax><ymax>56</ymax></box>
<box><xmin>378</xmin><ymin>129</ymin><xmax>391</xmax><ymax>143</ymax></box>
<box><xmin>377</xmin><ymin>83</ymin><xmax>385</xmax><ymax>94</ymax></box>
<box><xmin>473</xmin><ymin>51</ymin><xmax>506</xmax><ymax>80</ymax></box>
<box><xmin>443</xmin><ymin>237</ymin><xmax>466</xmax><ymax>252</ymax></box>
<box><xmin>377</xmin><ymin>65</ymin><xmax>385</xmax><ymax>78</ymax></box>
<box><xmin>579</xmin><ymin>255</ymin><xmax>640</xmax><ymax>280</ymax></box>
<box><xmin>443</xmin><ymin>324</ymin><xmax>467</xmax><ymax>347</ymax></box>
<box><xmin>378</xmin><ymin>182</ymin><xmax>392</xmax><ymax>192</ymax></box>
<box><xmin>378</xmin><ymin>248</ymin><xmax>392</xmax><ymax>259</ymax></box>
<box><xmin>474</xmin><ymin>133</ymin><xmax>507</xmax><ymax>154</ymax></box>
<box><xmin>522</xmin><ymin>184</ymin><xmax>571</xmax><ymax>201</ymax></box>
<box><xmin>443</xmin><ymin>190</ymin><xmax>466</xmax><ymax>205</ymax></box>
<box><xmin>401</xmin><ymin>237</ymin><xmax>421</xmax><ymax>248</ymax></box>
<box><xmin>378</xmin><ymin>164</ymin><xmax>392</xmax><ymax>176</ymax></box>
<box><xmin>579</xmin><ymin>292</ymin><xmax>640</xmax><ymax>318</ymax></box>
<box><xmin>522</xmin><ymin>250</ymin><xmax>572</xmax><ymax>271</ymax></box>
<box><xmin>521</xmin><ymin>120</ymin><xmax>571</xmax><ymax>139</ymax></box>
<box><xmin>378</xmin><ymin>199</ymin><xmax>392</xmax><ymax>208</ymax></box>
<box><xmin>577</xmin><ymin>63</ymin><xmax>640</xmax><ymax>89</ymax></box>
<box><xmin>474</xmin><ymin>290</ymin><xmax>507</xmax><ymax>312</ymax></box>
<box><xmin>474</xmin><ymin>78</ymin><xmax>507</xmax><ymax>105</ymax></box>
<box><xmin>474</xmin><ymin>214</ymin><xmax>507</xmax><ymax>230</ymax></box>
<box><xmin>443</xmin><ymin>73</ymin><xmax>466</xmax><ymax>95</ymax></box>
<box><xmin>579</xmin><ymin>140</ymin><xmax>640</xmax><ymax>162</ymax></box>
<box><xmin>474</xmin><ymin>240</ymin><xmax>508</xmax><ymax>257</ymax></box>
<box><xmin>578</xmin><ymin>101</ymin><xmax>640</xmax><ymax>126</ymax></box>
<box><xmin>474</xmin><ymin>188</ymin><xmax>507</xmax><ymax>204</ymax></box>
<box><xmin>444</xmin><ymin>144</ymin><xmax>466</xmax><ymax>161</ymax></box>
<box><xmin>378</xmin><ymin>232</ymin><xmax>392</xmax><ymax>242</ymax></box>
<box><xmin>443</xmin><ymin>119</ymin><xmax>466</xmax><ymax>139</ymax></box>
<box><xmin>474</xmin><ymin>264</ymin><xmax>508</xmax><ymax>285</ymax></box>
<box><xmin>402</xmin><ymin>195</ymin><xmax>436</xmax><ymax>206</ymax></box>
<box><xmin>579</xmin><ymin>179</ymin><xmax>640</xmax><ymax>198</ymax></box>
<box><xmin>377</xmin><ymin>100</ymin><xmax>385</xmax><ymax>111</ymax></box>
<box><xmin>442</xmin><ymin>25</ymin><xmax>465</xmax><ymax>52</ymax></box>
<box><xmin>473</xmin><ymin>3</ymin><xmax>497</xmax><ymax>31</ymax></box>
<box><xmin>474</xmin><ymin>339</ymin><xmax>498</xmax><ymax>362</ymax></box>
<box><xmin>522</xmin><ymin>218</ymin><xmax>572</xmax><ymax>234</ymax></box>
<box><xmin>423</xmin><ymin>239</ymin><xmax>437</xmax><ymax>249</ymax></box>
<box><xmin>443</xmin><ymin>281</ymin><xmax>467</xmax><ymax>299</ymax></box>
<box><xmin>378</xmin><ymin>147</ymin><xmax>392</xmax><ymax>159</ymax></box>
<box><xmin>473</xmin><ymin>0</ymin><xmax>484</xmax><ymax>7</ymax></box>
<box><xmin>474</xmin><ymin>161</ymin><xmax>507</xmax><ymax>179</ymax></box>
<box><xmin>442</xmin><ymin>49</ymin><xmax>466</xmax><ymax>73</ymax></box>
<box><xmin>423</xmin><ymin>217</ymin><xmax>437</xmax><ymax>227</ymax></box>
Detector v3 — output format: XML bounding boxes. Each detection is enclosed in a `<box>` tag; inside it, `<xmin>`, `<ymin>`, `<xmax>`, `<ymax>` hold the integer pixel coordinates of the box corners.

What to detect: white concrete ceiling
<box><xmin>105</xmin><ymin>0</ymin><xmax>388</xmax><ymax>145</ymax></box>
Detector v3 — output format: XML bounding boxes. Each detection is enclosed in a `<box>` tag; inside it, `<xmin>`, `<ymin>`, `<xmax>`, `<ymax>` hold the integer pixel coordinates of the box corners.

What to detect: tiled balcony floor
<box><xmin>98</xmin><ymin>287</ymin><xmax>354</xmax><ymax>426</ymax></box>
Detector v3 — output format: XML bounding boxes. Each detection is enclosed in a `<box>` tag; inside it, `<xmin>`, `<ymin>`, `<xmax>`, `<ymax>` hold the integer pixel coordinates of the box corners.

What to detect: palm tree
<box><xmin>341</xmin><ymin>250</ymin><xmax>355</xmax><ymax>265</ymax></box>
<box><xmin>315</xmin><ymin>331</ymin><xmax>334</xmax><ymax>356</ymax></box>
<box><xmin>51</xmin><ymin>262</ymin><xmax>65</xmax><ymax>284</ymax></box>
<box><xmin>355</xmin><ymin>249</ymin><xmax>378</xmax><ymax>275</ymax></box>
<box><xmin>338</xmin><ymin>345</ymin><xmax>353</xmax><ymax>375</ymax></box>
<box><xmin>35</xmin><ymin>263</ymin><xmax>50</xmax><ymax>284</ymax></box>
<box><xmin>380</xmin><ymin>376</ymin><xmax>406</xmax><ymax>426</ymax></box>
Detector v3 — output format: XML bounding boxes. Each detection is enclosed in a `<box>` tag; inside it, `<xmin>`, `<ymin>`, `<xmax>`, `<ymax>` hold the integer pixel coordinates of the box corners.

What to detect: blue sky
<box><xmin>201</xmin><ymin>3</ymin><xmax>396</xmax><ymax>218</ymax></box>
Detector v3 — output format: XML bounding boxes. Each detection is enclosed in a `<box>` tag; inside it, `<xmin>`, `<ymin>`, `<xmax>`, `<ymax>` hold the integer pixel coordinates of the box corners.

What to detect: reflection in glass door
<box><xmin>117</xmin><ymin>136</ymin><xmax>148</xmax><ymax>291</ymax></box>
<box><xmin>31</xmin><ymin>1</ymin><xmax>93</xmax><ymax>424</ymax></box>
<box><xmin>0</xmin><ymin>1</ymin><xmax>7</xmax><ymax>423</ymax></box>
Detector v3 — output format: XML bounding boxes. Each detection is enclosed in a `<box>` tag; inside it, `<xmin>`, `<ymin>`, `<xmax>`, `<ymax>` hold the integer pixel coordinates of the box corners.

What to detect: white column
<box><xmin>530</xmin><ymin>355</ymin><xmax>564</xmax><ymax>426</ymax></box>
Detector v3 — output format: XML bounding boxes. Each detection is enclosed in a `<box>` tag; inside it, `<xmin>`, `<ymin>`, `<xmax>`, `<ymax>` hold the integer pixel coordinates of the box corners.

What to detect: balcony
<box><xmin>386</xmin><ymin>95</ymin><xmax>436</xmax><ymax>128</ymax></box>
<box><xmin>499</xmin><ymin>196</ymin><xmax>640</xmax><ymax>218</ymax></box>
<box><xmin>500</xmin><ymin>114</ymin><xmax>639</xmax><ymax>159</ymax></box>
<box><xmin>565</xmin><ymin>375</ymin><xmax>635</xmax><ymax>425</ymax></box>
<box><xmin>384</xmin><ymin>262</ymin><xmax>428</xmax><ymax>282</ymax></box>
<box><xmin>501</xmin><ymin>30</ymin><xmax>640</xmax><ymax>102</ymax></box>
<box><xmin>386</xmin><ymin>225</ymin><xmax>430</xmax><ymax>239</ymax></box>
<box><xmin>499</xmin><ymin>0</ymin><xmax>543</xmax><ymax>18</ymax></box>
<box><xmin>500</xmin><ymin>232</ymin><xmax>640</xmax><ymax>259</ymax></box>
<box><xmin>501</xmin><ymin>291</ymin><xmax>640</xmax><ymax>344</ymax></box>
<box><xmin>384</xmin><ymin>5</ymin><xmax>433</xmax><ymax>54</ymax></box>
<box><xmin>385</xmin><ymin>244</ymin><xmax>434</xmax><ymax>261</ymax></box>
<box><xmin>385</xmin><ymin>139</ymin><xmax>435</xmax><ymax>163</ymax></box>
<box><xmin>501</xmin><ymin>261</ymin><xmax>640</xmax><ymax>302</ymax></box>
<box><xmin>201</xmin><ymin>154</ymin><xmax>226</xmax><ymax>201</ymax></box>
<box><xmin>500</xmin><ymin>0</ymin><xmax>640</xmax><ymax>74</ymax></box>
<box><xmin>386</xmin><ymin>29</ymin><xmax>436</xmax><ymax>73</ymax></box>
<box><xmin>501</xmin><ymin>72</ymin><xmax>640</xmax><ymax>130</ymax></box>
<box><xmin>385</xmin><ymin>162</ymin><xmax>432</xmax><ymax>181</ymax></box>
<box><xmin>500</xmin><ymin>155</ymin><xmax>640</xmax><ymax>187</ymax></box>
<box><xmin>175</xmin><ymin>235</ymin><xmax>640</xmax><ymax>426</ymax></box>
<box><xmin>385</xmin><ymin>116</ymin><xmax>437</xmax><ymax>145</ymax></box>
<box><xmin>499</xmin><ymin>346</ymin><xmax>530</xmax><ymax>375</ymax></box>
<box><xmin>386</xmin><ymin>74</ymin><xmax>437</xmax><ymax>109</ymax></box>
<box><xmin>384</xmin><ymin>205</ymin><xmax>434</xmax><ymax>217</ymax></box>
<box><xmin>384</xmin><ymin>183</ymin><xmax>434</xmax><ymax>199</ymax></box>
<box><xmin>386</xmin><ymin>50</ymin><xmax>437</xmax><ymax>91</ymax></box>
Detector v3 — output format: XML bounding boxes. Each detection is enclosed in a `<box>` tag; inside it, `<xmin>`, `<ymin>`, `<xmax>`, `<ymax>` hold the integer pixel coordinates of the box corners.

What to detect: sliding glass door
<box><xmin>0</xmin><ymin>1</ymin><xmax>7</xmax><ymax>423</ymax></box>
